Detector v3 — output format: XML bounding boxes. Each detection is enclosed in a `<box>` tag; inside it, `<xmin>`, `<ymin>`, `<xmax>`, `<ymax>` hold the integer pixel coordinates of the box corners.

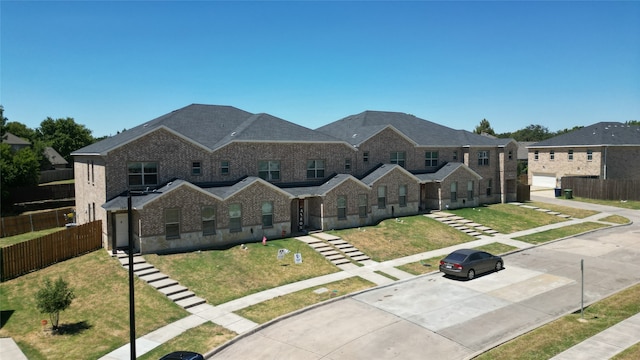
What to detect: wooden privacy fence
<box><xmin>0</xmin><ymin>207</ymin><xmax>74</xmax><ymax>238</ymax></box>
<box><xmin>561</xmin><ymin>177</ymin><xmax>640</xmax><ymax>201</ymax></box>
<box><xmin>1</xmin><ymin>221</ymin><xmax>102</xmax><ymax>282</ymax></box>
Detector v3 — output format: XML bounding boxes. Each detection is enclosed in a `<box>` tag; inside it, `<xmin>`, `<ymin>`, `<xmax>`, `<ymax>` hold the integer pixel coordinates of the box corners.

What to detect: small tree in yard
<box><xmin>35</xmin><ymin>277</ymin><xmax>75</xmax><ymax>332</ymax></box>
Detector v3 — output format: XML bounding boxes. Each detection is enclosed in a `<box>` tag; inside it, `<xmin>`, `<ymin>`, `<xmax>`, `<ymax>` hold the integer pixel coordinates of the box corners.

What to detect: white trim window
<box><xmin>262</xmin><ymin>202</ymin><xmax>273</xmax><ymax>228</ymax></box>
<box><xmin>192</xmin><ymin>161</ymin><xmax>202</xmax><ymax>175</ymax></box>
<box><xmin>377</xmin><ymin>186</ymin><xmax>386</xmax><ymax>209</ymax></box>
<box><xmin>259</xmin><ymin>160</ymin><xmax>280</xmax><ymax>181</ymax></box>
<box><xmin>165</xmin><ymin>208</ymin><xmax>180</xmax><ymax>240</ymax></box>
<box><xmin>358</xmin><ymin>194</ymin><xmax>368</xmax><ymax>218</ymax></box>
<box><xmin>425</xmin><ymin>151</ymin><xmax>438</xmax><ymax>167</ymax></box>
<box><xmin>399</xmin><ymin>185</ymin><xmax>407</xmax><ymax>207</ymax></box>
<box><xmin>202</xmin><ymin>206</ymin><xmax>216</xmax><ymax>235</ymax></box>
<box><xmin>467</xmin><ymin>180</ymin><xmax>474</xmax><ymax>199</ymax></box>
<box><xmin>229</xmin><ymin>204</ymin><xmax>242</xmax><ymax>232</ymax></box>
<box><xmin>390</xmin><ymin>152</ymin><xmax>406</xmax><ymax>167</ymax></box>
<box><xmin>587</xmin><ymin>149</ymin><xmax>593</xmax><ymax>161</ymax></box>
<box><xmin>337</xmin><ymin>196</ymin><xmax>347</xmax><ymax>220</ymax></box>
<box><xmin>568</xmin><ymin>150</ymin><xmax>574</xmax><ymax>161</ymax></box>
<box><xmin>307</xmin><ymin>160</ymin><xmax>325</xmax><ymax>179</ymax></box>
<box><xmin>451</xmin><ymin>182</ymin><xmax>457</xmax><ymax>202</ymax></box>
<box><xmin>128</xmin><ymin>162</ymin><xmax>158</xmax><ymax>187</ymax></box>
<box><xmin>478</xmin><ymin>151</ymin><xmax>489</xmax><ymax>166</ymax></box>
<box><xmin>550</xmin><ymin>150</ymin><xmax>555</xmax><ymax>160</ymax></box>
<box><xmin>221</xmin><ymin>160</ymin><xmax>230</xmax><ymax>175</ymax></box>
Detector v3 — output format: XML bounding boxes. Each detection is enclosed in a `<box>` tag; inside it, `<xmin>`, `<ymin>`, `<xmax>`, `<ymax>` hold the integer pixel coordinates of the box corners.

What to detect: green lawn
<box><xmin>0</xmin><ymin>250</ymin><xmax>188</xmax><ymax>360</ymax></box>
<box><xmin>514</xmin><ymin>222</ymin><xmax>610</xmax><ymax>244</ymax></box>
<box><xmin>144</xmin><ymin>239</ymin><xmax>340</xmax><ymax>305</ymax></box>
<box><xmin>448</xmin><ymin>203</ymin><xmax>567</xmax><ymax>234</ymax></box>
<box><xmin>0</xmin><ymin>227</ymin><xmax>66</xmax><ymax>247</ymax></box>
<box><xmin>572</xmin><ymin>197</ymin><xmax>640</xmax><ymax>210</ymax></box>
<box><xmin>327</xmin><ymin>215</ymin><xmax>476</xmax><ymax>262</ymax></box>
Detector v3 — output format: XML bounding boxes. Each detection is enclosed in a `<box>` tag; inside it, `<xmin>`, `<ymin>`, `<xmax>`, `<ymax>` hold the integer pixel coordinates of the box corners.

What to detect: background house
<box><xmin>72</xmin><ymin>104</ymin><xmax>518</xmax><ymax>254</ymax></box>
<box><xmin>527</xmin><ymin>122</ymin><xmax>640</xmax><ymax>188</ymax></box>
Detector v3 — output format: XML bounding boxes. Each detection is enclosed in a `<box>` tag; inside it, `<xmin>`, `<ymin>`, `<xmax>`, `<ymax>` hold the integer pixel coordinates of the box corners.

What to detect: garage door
<box><xmin>532</xmin><ymin>174</ymin><xmax>556</xmax><ymax>188</ymax></box>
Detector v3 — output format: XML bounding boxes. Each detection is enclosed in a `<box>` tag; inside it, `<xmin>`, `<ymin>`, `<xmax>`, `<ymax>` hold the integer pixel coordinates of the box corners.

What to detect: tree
<box><xmin>35</xmin><ymin>277</ymin><xmax>75</xmax><ymax>331</ymax></box>
<box><xmin>474</xmin><ymin>118</ymin><xmax>495</xmax><ymax>136</ymax></box>
<box><xmin>626</xmin><ymin>120</ymin><xmax>640</xmax><ymax>126</ymax></box>
<box><xmin>0</xmin><ymin>105</ymin><xmax>7</xmax><ymax>137</ymax></box>
<box><xmin>508</xmin><ymin>124</ymin><xmax>553</xmax><ymax>142</ymax></box>
<box><xmin>36</xmin><ymin>117</ymin><xmax>94</xmax><ymax>162</ymax></box>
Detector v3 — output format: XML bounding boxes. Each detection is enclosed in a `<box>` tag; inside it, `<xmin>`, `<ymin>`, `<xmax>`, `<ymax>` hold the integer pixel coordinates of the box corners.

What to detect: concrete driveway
<box><xmin>211</xmin><ymin>197</ymin><xmax>640</xmax><ymax>359</ymax></box>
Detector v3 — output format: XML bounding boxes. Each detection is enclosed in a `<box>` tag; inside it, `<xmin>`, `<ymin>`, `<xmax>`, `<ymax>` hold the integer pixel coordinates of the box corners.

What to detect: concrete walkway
<box><xmin>3</xmin><ymin>190</ymin><xmax>638</xmax><ymax>359</ymax></box>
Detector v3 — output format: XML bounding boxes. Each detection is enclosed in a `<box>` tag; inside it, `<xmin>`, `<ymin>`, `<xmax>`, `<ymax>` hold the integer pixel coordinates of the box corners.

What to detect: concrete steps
<box><xmin>112</xmin><ymin>250</ymin><xmax>206</xmax><ymax>309</ymax></box>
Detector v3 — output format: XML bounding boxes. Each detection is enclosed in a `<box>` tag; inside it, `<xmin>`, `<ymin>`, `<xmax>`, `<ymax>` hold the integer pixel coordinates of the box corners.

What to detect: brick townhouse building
<box><xmin>528</xmin><ymin>122</ymin><xmax>640</xmax><ymax>188</ymax></box>
<box><xmin>72</xmin><ymin>104</ymin><xmax>518</xmax><ymax>254</ymax></box>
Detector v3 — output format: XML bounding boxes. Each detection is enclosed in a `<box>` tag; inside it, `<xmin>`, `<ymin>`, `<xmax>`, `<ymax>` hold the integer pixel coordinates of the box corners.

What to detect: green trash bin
<box><xmin>564</xmin><ymin>189</ymin><xmax>573</xmax><ymax>199</ymax></box>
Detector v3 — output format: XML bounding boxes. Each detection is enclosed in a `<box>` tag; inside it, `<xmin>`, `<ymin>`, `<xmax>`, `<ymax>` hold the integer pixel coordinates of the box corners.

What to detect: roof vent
<box><xmin>231</xmin><ymin>132</ymin><xmax>236</xmax><ymax>137</ymax></box>
<box><xmin>352</xmin><ymin>133</ymin><xmax>357</xmax><ymax>138</ymax></box>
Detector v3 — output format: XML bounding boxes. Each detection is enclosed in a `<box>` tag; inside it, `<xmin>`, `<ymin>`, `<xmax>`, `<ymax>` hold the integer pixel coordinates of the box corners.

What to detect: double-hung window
<box><xmin>451</xmin><ymin>182</ymin><xmax>457</xmax><ymax>202</ymax></box>
<box><xmin>262</xmin><ymin>202</ymin><xmax>273</xmax><ymax>228</ymax></box>
<box><xmin>307</xmin><ymin>160</ymin><xmax>325</xmax><ymax>179</ymax></box>
<box><xmin>337</xmin><ymin>196</ymin><xmax>347</xmax><ymax>220</ymax></box>
<box><xmin>477</xmin><ymin>151</ymin><xmax>489</xmax><ymax>166</ymax></box>
<box><xmin>398</xmin><ymin>185</ymin><xmax>407</xmax><ymax>207</ymax></box>
<box><xmin>259</xmin><ymin>160</ymin><xmax>280</xmax><ymax>181</ymax></box>
<box><xmin>390</xmin><ymin>152</ymin><xmax>406</xmax><ymax>167</ymax></box>
<box><xmin>165</xmin><ymin>208</ymin><xmax>180</xmax><ymax>240</ymax></box>
<box><xmin>344</xmin><ymin>158</ymin><xmax>351</xmax><ymax>172</ymax></box>
<box><xmin>128</xmin><ymin>162</ymin><xmax>158</xmax><ymax>187</ymax></box>
<box><xmin>229</xmin><ymin>204</ymin><xmax>242</xmax><ymax>232</ymax></box>
<box><xmin>467</xmin><ymin>181</ymin><xmax>474</xmax><ymax>199</ymax></box>
<box><xmin>425</xmin><ymin>151</ymin><xmax>438</xmax><ymax>167</ymax></box>
<box><xmin>202</xmin><ymin>206</ymin><xmax>216</xmax><ymax>235</ymax></box>
<box><xmin>587</xmin><ymin>149</ymin><xmax>593</xmax><ymax>161</ymax></box>
<box><xmin>192</xmin><ymin>161</ymin><xmax>202</xmax><ymax>175</ymax></box>
<box><xmin>568</xmin><ymin>150</ymin><xmax>574</xmax><ymax>161</ymax></box>
<box><xmin>221</xmin><ymin>161</ymin><xmax>230</xmax><ymax>175</ymax></box>
<box><xmin>358</xmin><ymin>194</ymin><xmax>368</xmax><ymax>218</ymax></box>
<box><xmin>534</xmin><ymin>151</ymin><xmax>539</xmax><ymax>160</ymax></box>
<box><xmin>550</xmin><ymin>151</ymin><xmax>555</xmax><ymax>160</ymax></box>
<box><xmin>486</xmin><ymin>179</ymin><xmax>492</xmax><ymax>196</ymax></box>
<box><xmin>377</xmin><ymin>186</ymin><xmax>386</xmax><ymax>209</ymax></box>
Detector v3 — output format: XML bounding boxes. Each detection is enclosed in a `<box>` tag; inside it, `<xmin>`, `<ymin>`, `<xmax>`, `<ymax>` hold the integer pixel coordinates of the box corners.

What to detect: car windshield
<box><xmin>446</xmin><ymin>253</ymin><xmax>468</xmax><ymax>262</ymax></box>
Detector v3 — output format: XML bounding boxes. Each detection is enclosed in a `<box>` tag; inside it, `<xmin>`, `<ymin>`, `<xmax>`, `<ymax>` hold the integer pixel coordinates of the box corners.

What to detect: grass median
<box><xmin>475</xmin><ymin>283</ymin><xmax>640</xmax><ymax>360</ymax></box>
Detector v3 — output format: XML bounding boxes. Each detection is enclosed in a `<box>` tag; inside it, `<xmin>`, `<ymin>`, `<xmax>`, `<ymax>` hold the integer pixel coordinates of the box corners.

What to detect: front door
<box><xmin>115</xmin><ymin>213</ymin><xmax>129</xmax><ymax>248</ymax></box>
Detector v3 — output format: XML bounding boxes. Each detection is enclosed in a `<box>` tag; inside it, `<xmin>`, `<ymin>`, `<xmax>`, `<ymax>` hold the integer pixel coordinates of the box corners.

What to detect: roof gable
<box><xmin>413</xmin><ymin>162</ymin><xmax>481</xmax><ymax>183</ymax></box>
<box><xmin>532</xmin><ymin>122</ymin><xmax>640</xmax><ymax>147</ymax></box>
<box><xmin>316</xmin><ymin>110</ymin><xmax>505</xmax><ymax>147</ymax></box>
<box><xmin>360</xmin><ymin>164</ymin><xmax>418</xmax><ymax>186</ymax></box>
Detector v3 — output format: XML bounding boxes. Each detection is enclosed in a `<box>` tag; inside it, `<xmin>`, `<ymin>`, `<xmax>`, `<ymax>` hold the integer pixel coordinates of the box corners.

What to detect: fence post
<box><xmin>30</xmin><ymin>214</ymin><xmax>34</xmax><ymax>233</ymax></box>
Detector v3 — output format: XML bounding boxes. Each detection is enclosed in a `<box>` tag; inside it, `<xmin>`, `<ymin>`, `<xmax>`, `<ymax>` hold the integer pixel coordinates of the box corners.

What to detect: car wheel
<box><xmin>467</xmin><ymin>269</ymin><xmax>475</xmax><ymax>280</ymax></box>
<box><xmin>495</xmin><ymin>261</ymin><xmax>503</xmax><ymax>271</ymax></box>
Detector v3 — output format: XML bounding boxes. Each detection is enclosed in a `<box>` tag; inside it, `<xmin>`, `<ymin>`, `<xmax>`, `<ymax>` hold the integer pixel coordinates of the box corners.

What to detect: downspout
<box><xmin>603</xmin><ymin>146</ymin><xmax>607</xmax><ymax>179</ymax></box>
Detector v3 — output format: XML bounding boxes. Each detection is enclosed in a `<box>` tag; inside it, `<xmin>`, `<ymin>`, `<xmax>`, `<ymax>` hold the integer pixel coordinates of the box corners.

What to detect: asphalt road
<box><xmin>211</xmin><ymin>197</ymin><xmax>640</xmax><ymax>360</ymax></box>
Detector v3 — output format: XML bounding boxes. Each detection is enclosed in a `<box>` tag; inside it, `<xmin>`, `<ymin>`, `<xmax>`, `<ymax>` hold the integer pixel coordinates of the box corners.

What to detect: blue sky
<box><xmin>2</xmin><ymin>1</ymin><xmax>639</xmax><ymax>138</ymax></box>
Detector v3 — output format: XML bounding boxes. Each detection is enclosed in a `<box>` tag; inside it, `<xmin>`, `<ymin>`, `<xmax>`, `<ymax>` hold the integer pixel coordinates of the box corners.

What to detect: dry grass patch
<box><xmin>235</xmin><ymin>277</ymin><xmax>375</xmax><ymax>324</ymax></box>
<box><xmin>144</xmin><ymin>239</ymin><xmax>339</xmax><ymax>305</ymax></box>
<box><xmin>513</xmin><ymin>222</ymin><xmax>609</xmax><ymax>244</ymax></box>
<box><xmin>138</xmin><ymin>322</ymin><xmax>235</xmax><ymax>359</ymax></box>
<box><xmin>527</xmin><ymin>201</ymin><xmax>599</xmax><ymax>218</ymax></box>
<box><xmin>0</xmin><ymin>250</ymin><xmax>187</xmax><ymax>360</ymax></box>
<box><xmin>612</xmin><ymin>342</ymin><xmax>640</xmax><ymax>360</ymax></box>
<box><xmin>599</xmin><ymin>214</ymin><xmax>631</xmax><ymax>224</ymax></box>
<box><xmin>449</xmin><ymin>204</ymin><xmax>567</xmax><ymax>234</ymax></box>
<box><xmin>327</xmin><ymin>216</ymin><xmax>475</xmax><ymax>262</ymax></box>
<box><xmin>475</xmin><ymin>283</ymin><xmax>640</xmax><ymax>359</ymax></box>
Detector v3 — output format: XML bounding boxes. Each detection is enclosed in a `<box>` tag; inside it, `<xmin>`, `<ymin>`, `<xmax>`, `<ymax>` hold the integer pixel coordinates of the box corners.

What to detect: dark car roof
<box><xmin>448</xmin><ymin>249</ymin><xmax>479</xmax><ymax>256</ymax></box>
<box><xmin>159</xmin><ymin>351</ymin><xmax>204</xmax><ymax>360</ymax></box>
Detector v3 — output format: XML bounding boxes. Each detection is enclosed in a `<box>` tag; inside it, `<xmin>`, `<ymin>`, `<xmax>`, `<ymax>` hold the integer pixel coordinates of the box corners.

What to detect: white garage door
<box><xmin>532</xmin><ymin>174</ymin><xmax>556</xmax><ymax>188</ymax></box>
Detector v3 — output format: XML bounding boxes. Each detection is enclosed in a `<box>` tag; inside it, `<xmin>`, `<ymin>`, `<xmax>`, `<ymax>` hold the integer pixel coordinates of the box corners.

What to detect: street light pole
<box><xmin>128</xmin><ymin>191</ymin><xmax>136</xmax><ymax>359</ymax></box>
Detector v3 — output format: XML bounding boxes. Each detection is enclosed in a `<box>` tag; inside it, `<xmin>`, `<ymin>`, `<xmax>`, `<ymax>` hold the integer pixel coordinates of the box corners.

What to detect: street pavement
<box><xmin>209</xmin><ymin>192</ymin><xmax>640</xmax><ymax>359</ymax></box>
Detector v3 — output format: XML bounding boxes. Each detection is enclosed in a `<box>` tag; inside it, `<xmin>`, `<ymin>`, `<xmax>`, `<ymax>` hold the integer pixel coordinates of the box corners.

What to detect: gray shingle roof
<box><xmin>73</xmin><ymin>104</ymin><xmax>342</xmax><ymax>156</ymax></box>
<box><xmin>413</xmin><ymin>162</ymin><xmax>481</xmax><ymax>183</ymax></box>
<box><xmin>315</xmin><ymin>110</ymin><xmax>506</xmax><ymax>147</ymax></box>
<box><xmin>1</xmin><ymin>132</ymin><xmax>31</xmax><ymax>146</ymax></box>
<box><xmin>531</xmin><ymin>122</ymin><xmax>640</xmax><ymax>147</ymax></box>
